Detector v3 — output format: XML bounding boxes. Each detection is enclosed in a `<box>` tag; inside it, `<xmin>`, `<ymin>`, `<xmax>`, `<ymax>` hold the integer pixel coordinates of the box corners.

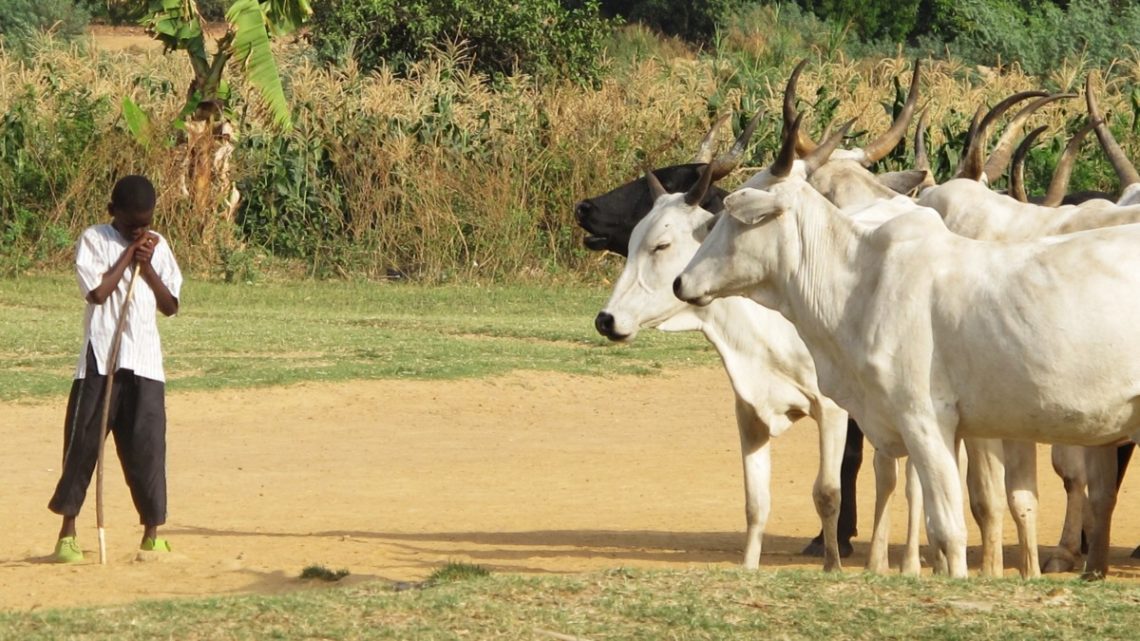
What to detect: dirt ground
<box><xmin>3</xmin><ymin>367</ymin><xmax>1140</xmax><ymax>612</ymax></box>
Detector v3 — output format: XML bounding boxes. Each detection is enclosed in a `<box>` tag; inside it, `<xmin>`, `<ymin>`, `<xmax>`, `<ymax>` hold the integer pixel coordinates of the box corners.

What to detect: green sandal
<box><xmin>54</xmin><ymin>536</ymin><xmax>84</xmax><ymax>563</ymax></box>
<box><xmin>140</xmin><ymin>537</ymin><xmax>172</xmax><ymax>552</ymax></box>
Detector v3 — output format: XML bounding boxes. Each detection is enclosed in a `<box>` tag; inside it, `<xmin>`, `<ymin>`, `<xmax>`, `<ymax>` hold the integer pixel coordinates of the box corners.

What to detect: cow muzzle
<box><xmin>673</xmin><ymin>275</ymin><xmax>713</xmax><ymax>307</ymax></box>
<box><xmin>594</xmin><ymin>311</ymin><xmax>629</xmax><ymax>341</ymax></box>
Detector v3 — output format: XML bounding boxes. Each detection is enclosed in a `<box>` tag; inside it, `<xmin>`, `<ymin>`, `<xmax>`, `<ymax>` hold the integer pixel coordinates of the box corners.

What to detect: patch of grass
<box><xmin>424</xmin><ymin>562</ymin><xmax>491</xmax><ymax>586</ymax></box>
<box><xmin>2</xmin><ymin>569</ymin><xmax>1140</xmax><ymax>640</ymax></box>
<box><xmin>300</xmin><ymin>565</ymin><xmax>350</xmax><ymax>582</ymax></box>
<box><xmin>0</xmin><ymin>276</ymin><xmax>717</xmax><ymax>401</ymax></box>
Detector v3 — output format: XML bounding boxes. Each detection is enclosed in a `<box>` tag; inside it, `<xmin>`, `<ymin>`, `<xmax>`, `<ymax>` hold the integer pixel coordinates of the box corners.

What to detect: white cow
<box><xmin>914</xmin><ymin>78</ymin><xmax>1140</xmax><ymax>574</ymax></box>
<box><xmin>593</xmin><ymin>170</ymin><xmax>939</xmax><ymax>574</ymax></box>
<box><xmin>675</xmin><ymin>177</ymin><xmax>1140</xmax><ymax>579</ymax></box>
<box><xmin>736</xmin><ymin>112</ymin><xmax>1042</xmax><ymax>579</ymax></box>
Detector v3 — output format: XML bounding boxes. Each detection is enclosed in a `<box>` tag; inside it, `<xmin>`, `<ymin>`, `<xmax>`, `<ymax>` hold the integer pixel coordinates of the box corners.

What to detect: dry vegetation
<box><xmin>4</xmin><ymin>23</ymin><xmax>1140</xmax><ymax>280</ymax></box>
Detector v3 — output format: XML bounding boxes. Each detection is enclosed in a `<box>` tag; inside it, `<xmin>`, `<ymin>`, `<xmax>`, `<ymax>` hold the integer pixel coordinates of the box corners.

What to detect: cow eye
<box><xmin>651</xmin><ymin>242</ymin><xmax>670</xmax><ymax>253</ymax></box>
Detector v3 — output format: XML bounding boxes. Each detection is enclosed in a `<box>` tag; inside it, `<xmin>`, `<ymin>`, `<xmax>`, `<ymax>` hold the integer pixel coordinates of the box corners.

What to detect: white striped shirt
<box><xmin>74</xmin><ymin>224</ymin><xmax>183</xmax><ymax>382</ymax></box>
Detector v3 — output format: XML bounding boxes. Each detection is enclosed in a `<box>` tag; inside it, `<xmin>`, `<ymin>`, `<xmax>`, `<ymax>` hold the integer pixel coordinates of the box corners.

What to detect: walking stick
<box><xmin>96</xmin><ymin>262</ymin><xmax>142</xmax><ymax>565</ymax></box>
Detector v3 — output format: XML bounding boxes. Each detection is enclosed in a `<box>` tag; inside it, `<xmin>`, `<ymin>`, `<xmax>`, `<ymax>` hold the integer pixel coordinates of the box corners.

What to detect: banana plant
<box><xmin>141</xmin><ymin>0</ymin><xmax>311</xmax><ymax>131</ymax></box>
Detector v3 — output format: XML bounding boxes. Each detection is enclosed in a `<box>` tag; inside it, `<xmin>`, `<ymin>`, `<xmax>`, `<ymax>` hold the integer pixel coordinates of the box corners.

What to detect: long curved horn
<box><xmin>684</xmin><ymin>159</ymin><xmax>716</xmax><ymax>206</ymax></box>
<box><xmin>690</xmin><ymin>113</ymin><xmax>731</xmax><ymax>164</ymax></box>
<box><xmin>804</xmin><ymin>118</ymin><xmax>856</xmax><ymax>173</ymax></box>
<box><xmin>646</xmin><ymin>168</ymin><xmax>668</xmax><ymax>201</ymax></box>
<box><xmin>1087</xmin><ymin>73</ymin><xmax>1140</xmax><ymax>190</ymax></box>
<box><xmin>770</xmin><ymin>113</ymin><xmax>802</xmax><ymax>178</ymax></box>
<box><xmin>958</xmin><ymin>91</ymin><xmax>1049</xmax><ymax>181</ymax></box>
<box><xmin>784</xmin><ymin>58</ymin><xmax>818</xmax><ymax>155</ymax></box>
<box><xmin>1009</xmin><ymin>125</ymin><xmax>1047</xmax><ymax>203</ymax></box>
<box><xmin>1043</xmin><ymin>117</ymin><xmax>1098</xmax><ymax>207</ymax></box>
<box><xmin>955</xmin><ymin>105</ymin><xmax>988</xmax><ymax>180</ymax></box>
<box><xmin>860</xmin><ymin>59</ymin><xmax>922</xmax><ymax>165</ymax></box>
<box><xmin>914</xmin><ymin>108</ymin><xmax>930</xmax><ymax>172</ymax></box>
<box><xmin>709</xmin><ymin>110</ymin><xmax>764</xmax><ymax>180</ymax></box>
<box><xmin>983</xmin><ymin>93</ymin><xmax>1076</xmax><ymax>184</ymax></box>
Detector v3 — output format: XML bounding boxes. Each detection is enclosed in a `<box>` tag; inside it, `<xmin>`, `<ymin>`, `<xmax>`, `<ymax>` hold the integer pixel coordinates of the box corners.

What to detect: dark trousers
<box><xmin>48</xmin><ymin>346</ymin><xmax>167</xmax><ymax>526</ymax></box>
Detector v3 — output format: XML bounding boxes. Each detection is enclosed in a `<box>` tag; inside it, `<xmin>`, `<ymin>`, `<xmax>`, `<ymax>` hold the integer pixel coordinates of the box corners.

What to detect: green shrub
<box><xmin>597</xmin><ymin>0</ymin><xmax>747</xmax><ymax>44</ymax></box>
<box><xmin>307</xmin><ymin>0</ymin><xmax>614</xmax><ymax>85</ymax></box>
<box><xmin>0</xmin><ymin>0</ymin><xmax>90</xmax><ymax>44</ymax></box>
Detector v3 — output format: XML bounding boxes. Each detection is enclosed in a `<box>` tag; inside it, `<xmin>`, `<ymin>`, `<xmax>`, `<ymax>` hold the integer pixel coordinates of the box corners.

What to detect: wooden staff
<box><xmin>96</xmin><ymin>262</ymin><xmax>142</xmax><ymax>565</ymax></box>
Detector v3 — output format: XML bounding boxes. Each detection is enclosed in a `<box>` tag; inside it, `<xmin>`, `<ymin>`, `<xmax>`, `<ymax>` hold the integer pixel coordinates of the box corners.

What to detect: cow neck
<box><xmin>783</xmin><ymin>190</ymin><xmax>865</xmax><ymax>350</ymax></box>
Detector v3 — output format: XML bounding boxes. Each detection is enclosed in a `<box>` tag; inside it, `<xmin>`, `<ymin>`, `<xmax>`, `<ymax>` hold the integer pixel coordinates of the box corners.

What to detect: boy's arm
<box><xmin>85</xmin><ymin>233</ymin><xmax>149</xmax><ymax>305</ymax></box>
<box><xmin>134</xmin><ymin>232</ymin><xmax>179</xmax><ymax>317</ymax></box>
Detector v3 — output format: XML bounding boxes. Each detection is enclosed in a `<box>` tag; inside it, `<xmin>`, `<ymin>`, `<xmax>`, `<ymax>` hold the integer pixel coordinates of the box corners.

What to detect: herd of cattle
<box><xmin>574</xmin><ymin>60</ymin><xmax>1140</xmax><ymax>580</ymax></box>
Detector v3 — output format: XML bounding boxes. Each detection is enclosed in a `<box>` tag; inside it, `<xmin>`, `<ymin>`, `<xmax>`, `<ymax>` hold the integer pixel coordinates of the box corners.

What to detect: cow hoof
<box><xmin>801</xmin><ymin>538</ymin><xmax>854</xmax><ymax>558</ymax></box>
<box><xmin>1041</xmin><ymin>552</ymin><xmax>1078</xmax><ymax>574</ymax></box>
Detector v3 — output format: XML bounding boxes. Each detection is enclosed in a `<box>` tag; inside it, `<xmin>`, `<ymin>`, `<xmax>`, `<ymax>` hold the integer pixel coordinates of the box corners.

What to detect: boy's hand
<box><xmin>132</xmin><ymin>232</ymin><xmax>159</xmax><ymax>266</ymax></box>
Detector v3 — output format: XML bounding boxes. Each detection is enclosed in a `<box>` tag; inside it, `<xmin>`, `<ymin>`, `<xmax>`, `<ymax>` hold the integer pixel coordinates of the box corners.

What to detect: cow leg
<box><xmin>1043</xmin><ymin>444</ymin><xmax>1087</xmax><ymax>573</ymax></box>
<box><xmin>903</xmin><ymin>422</ymin><xmax>968</xmax><ymax>578</ymax></box>
<box><xmin>901</xmin><ymin>457</ymin><xmax>923</xmax><ymax>576</ymax></box>
<box><xmin>964</xmin><ymin>437</ymin><xmax>1006</xmax><ymax>577</ymax></box>
<box><xmin>735</xmin><ymin>397</ymin><xmax>772</xmax><ymax>570</ymax></box>
<box><xmin>866</xmin><ymin>450</ymin><xmax>897</xmax><ymax>575</ymax></box>
<box><xmin>803</xmin><ymin>419</ymin><xmax>862</xmax><ymax>558</ymax></box>
<box><xmin>1112</xmin><ymin>443</ymin><xmax>1140</xmax><ymax>559</ymax></box>
<box><xmin>1002</xmin><ymin>440</ymin><xmax>1040</xmax><ymax>579</ymax></box>
<box><xmin>812</xmin><ymin>404</ymin><xmax>847</xmax><ymax>572</ymax></box>
<box><xmin>1081</xmin><ymin>444</ymin><xmax>1119</xmax><ymax>580</ymax></box>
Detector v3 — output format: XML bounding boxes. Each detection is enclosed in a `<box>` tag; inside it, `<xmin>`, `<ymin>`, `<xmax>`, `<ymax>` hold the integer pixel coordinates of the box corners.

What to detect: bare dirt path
<box><xmin>3</xmin><ymin>367</ymin><xmax>1140</xmax><ymax>612</ymax></box>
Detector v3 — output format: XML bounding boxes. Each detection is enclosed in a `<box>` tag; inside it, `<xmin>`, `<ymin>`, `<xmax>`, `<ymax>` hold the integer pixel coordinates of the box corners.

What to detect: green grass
<box><xmin>1</xmin><ymin>567</ymin><xmax>1139</xmax><ymax>640</ymax></box>
<box><xmin>0</xmin><ymin>275</ymin><xmax>717</xmax><ymax>401</ymax></box>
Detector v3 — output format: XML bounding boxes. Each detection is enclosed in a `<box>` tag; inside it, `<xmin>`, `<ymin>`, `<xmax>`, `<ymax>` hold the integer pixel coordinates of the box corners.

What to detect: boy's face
<box><xmin>110</xmin><ymin>206</ymin><xmax>155</xmax><ymax>242</ymax></box>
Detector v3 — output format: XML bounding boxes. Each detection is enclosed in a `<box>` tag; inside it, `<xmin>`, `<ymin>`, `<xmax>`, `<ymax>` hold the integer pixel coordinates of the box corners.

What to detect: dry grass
<box><xmin>3</xmin><ymin>27</ymin><xmax>1139</xmax><ymax>279</ymax></box>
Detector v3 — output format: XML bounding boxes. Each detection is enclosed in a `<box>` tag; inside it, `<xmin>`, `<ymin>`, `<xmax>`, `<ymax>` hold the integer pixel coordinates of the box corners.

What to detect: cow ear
<box><xmin>725</xmin><ymin>188</ymin><xmax>785</xmax><ymax>225</ymax></box>
<box><xmin>877</xmin><ymin>169</ymin><xmax>930</xmax><ymax>196</ymax></box>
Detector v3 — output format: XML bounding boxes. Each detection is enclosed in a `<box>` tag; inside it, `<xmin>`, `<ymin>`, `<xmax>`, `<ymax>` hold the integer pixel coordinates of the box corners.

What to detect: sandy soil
<box><xmin>3</xmin><ymin>367</ymin><xmax>1140</xmax><ymax>612</ymax></box>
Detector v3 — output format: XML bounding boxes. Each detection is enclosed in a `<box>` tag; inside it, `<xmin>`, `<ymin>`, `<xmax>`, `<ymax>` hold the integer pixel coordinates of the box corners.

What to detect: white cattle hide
<box><xmin>676</xmin><ymin>179</ymin><xmax>1140</xmax><ymax>578</ymax></box>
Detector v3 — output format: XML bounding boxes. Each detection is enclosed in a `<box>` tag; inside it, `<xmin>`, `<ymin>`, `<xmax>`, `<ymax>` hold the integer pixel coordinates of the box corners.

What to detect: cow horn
<box><xmin>1043</xmin><ymin>117</ymin><xmax>1098</xmax><ymax>207</ymax></box>
<box><xmin>959</xmin><ymin>90</ymin><xmax>1049</xmax><ymax>181</ymax></box>
<box><xmin>691</xmin><ymin>113</ymin><xmax>731</xmax><ymax>164</ymax></box>
<box><xmin>983</xmin><ymin>93</ymin><xmax>1075</xmax><ymax>184</ymax></box>
<box><xmin>805</xmin><ymin>118</ymin><xmax>856</xmax><ymax>172</ymax></box>
<box><xmin>770</xmin><ymin>113</ymin><xmax>801</xmax><ymax>178</ymax></box>
<box><xmin>955</xmin><ymin>105</ymin><xmax>988</xmax><ymax>180</ymax></box>
<box><xmin>1009</xmin><ymin>125</ymin><xmax>1047</xmax><ymax>203</ymax></box>
<box><xmin>710</xmin><ymin>110</ymin><xmax>764</xmax><ymax>180</ymax></box>
<box><xmin>646</xmin><ymin>168</ymin><xmax>668</xmax><ymax>201</ymax></box>
<box><xmin>784</xmin><ymin>58</ymin><xmax>818</xmax><ymax>155</ymax></box>
<box><xmin>684</xmin><ymin>159</ymin><xmax>716</xmax><ymax>206</ymax></box>
<box><xmin>1087</xmin><ymin>73</ymin><xmax>1140</xmax><ymax>190</ymax></box>
<box><xmin>861</xmin><ymin>59</ymin><xmax>922</xmax><ymax>165</ymax></box>
<box><xmin>914</xmin><ymin>108</ymin><xmax>930</xmax><ymax>172</ymax></box>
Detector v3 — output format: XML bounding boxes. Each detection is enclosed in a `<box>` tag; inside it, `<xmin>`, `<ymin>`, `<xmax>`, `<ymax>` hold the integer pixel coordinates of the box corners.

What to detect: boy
<box><xmin>49</xmin><ymin>174</ymin><xmax>182</xmax><ymax>563</ymax></box>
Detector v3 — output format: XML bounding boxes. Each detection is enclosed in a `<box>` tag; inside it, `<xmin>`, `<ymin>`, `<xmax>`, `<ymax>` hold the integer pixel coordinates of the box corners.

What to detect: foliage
<box><xmin>0</xmin><ymin>0</ymin><xmax>90</xmax><ymax>51</ymax></box>
<box><xmin>142</xmin><ymin>0</ymin><xmax>311</xmax><ymax>130</ymax></box>
<box><xmin>425</xmin><ymin>562</ymin><xmax>491</xmax><ymax>585</ymax></box>
<box><xmin>795</xmin><ymin>0</ymin><xmax>922</xmax><ymax>42</ymax></box>
<box><xmin>597</xmin><ymin>0</ymin><xmax>747</xmax><ymax>44</ymax></box>
<box><xmin>306</xmin><ymin>0</ymin><xmax>614</xmax><ymax>85</ymax></box>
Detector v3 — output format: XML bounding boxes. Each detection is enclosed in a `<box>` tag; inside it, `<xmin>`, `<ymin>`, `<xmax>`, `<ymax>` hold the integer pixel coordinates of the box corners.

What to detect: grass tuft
<box><xmin>299</xmin><ymin>565</ymin><xmax>350</xmax><ymax>582</ymax></box>
<box><xmin>425</xmin><ymin>562</ymin><xmax>491</xmax><ymax>586</ymax></box>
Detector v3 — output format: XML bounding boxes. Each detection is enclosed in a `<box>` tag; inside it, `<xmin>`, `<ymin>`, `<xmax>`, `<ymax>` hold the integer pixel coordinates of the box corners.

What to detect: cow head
<box><xmin>594</xmin><ymin>170</ymin><xmax>720</xmax><ymax>341</ymax></box>
<box><xmin>576</xmin><ymin>164</ymin><xmax>727</xmax><ymax>256</ymax></box>
<box><xmin>675</xmin><ymin>181</ymin><xmax>811</xmax><ymax>310</ymax></box>
<box><xmin>575</xmin><ymin>112</ymin><xmax>760</xmax><ymax>256</ymax></box>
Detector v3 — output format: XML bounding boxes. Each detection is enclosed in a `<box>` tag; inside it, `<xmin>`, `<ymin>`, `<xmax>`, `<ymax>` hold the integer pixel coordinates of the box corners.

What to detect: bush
<box><xmin>597</xmin><ymin>0</ymin><xmax>747</xmax><ymax>44</ymax></box>
<box><xmin>0</xmin><ymin>0</ymin><xmax>90</xmax><ymax>43</ymax></box>
<box><xmin>307</xmin><ymin>0</ymin><xmax>614</xmax><ymax>85</ymax></box>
